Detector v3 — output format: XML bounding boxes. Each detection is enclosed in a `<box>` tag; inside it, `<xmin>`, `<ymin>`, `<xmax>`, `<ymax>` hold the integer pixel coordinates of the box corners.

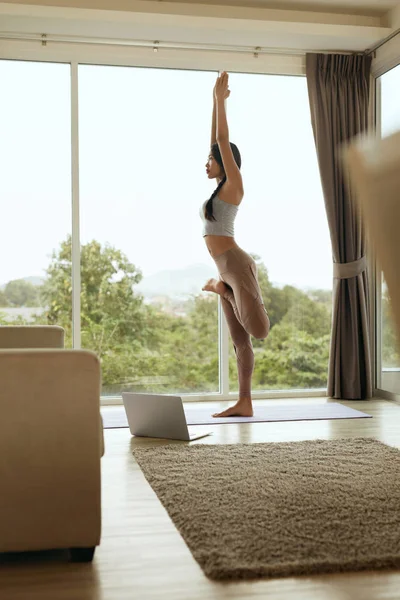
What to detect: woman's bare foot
<box><xmin>212</xmin><ymin>399</ymin><xmax>253</xmax><ymax>418</ymax></box>
<box><xmin>202</xmin><ymin>278</ymin><xmax>227</xmax><ymax>296</ymax></box>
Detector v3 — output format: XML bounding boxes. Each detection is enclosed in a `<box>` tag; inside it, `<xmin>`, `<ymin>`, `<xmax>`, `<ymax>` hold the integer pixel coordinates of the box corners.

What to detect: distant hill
<box><xmin>22</xmin><ymin>276</ymin><xmax>45</xmax><ymax>287</ymax></box>
<box><xmin>0</xmin><ymin>270</ymin><xmax>330</xmax><ymax>301</ymax></box>
<box><xmin>1</xmin><ymin>266</ymin><xmax>216</xmax><ymax>299</ymax></box>
<box><xmin>0</xmin><ymin>276</ymin><xmax>45</xmax><ymax>290</ymax></box>
<box><xmin>136</xmin><ymin>263</ymin><xmax>216</xmax><ymax>298</ymax></box>
<box><xmin>0</xmin><ymin>269</ymin><xmax>332</xmax><ymax>301</ymax></box>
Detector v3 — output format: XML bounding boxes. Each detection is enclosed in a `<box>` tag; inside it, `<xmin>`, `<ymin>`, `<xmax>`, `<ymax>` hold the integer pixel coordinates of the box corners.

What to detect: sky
<box><xmin>0</xmin><ymin>60</ymin><xmax>399</xmax><ymax>292</ymax></box>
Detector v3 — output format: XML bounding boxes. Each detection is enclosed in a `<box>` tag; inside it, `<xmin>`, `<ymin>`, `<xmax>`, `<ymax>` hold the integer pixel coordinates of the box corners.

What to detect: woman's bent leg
<box><xmin>221</xmin><ymin>281</ymin><xmax>270</xmax><ymax>340</ymax></box>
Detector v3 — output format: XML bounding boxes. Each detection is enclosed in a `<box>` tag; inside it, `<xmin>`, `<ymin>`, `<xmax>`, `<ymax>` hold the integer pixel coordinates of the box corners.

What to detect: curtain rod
<box><xmin>0</xmin><ymin>31</ymin><xmax>364</xmax><ymax>57</ymax></box>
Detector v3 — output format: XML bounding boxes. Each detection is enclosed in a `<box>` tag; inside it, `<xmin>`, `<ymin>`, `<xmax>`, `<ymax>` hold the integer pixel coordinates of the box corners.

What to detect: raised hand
<box><xmin>214</xmin><ymin>71</ymin><xmax>231</xmax><ymax>102</ymax></box>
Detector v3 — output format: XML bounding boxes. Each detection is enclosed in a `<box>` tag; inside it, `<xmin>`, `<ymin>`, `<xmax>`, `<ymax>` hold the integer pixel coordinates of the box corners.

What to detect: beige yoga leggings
<box><xmin>214</xmin><ymin>246</ymin><xmax>270</xmax><ymax>398</ymax></box>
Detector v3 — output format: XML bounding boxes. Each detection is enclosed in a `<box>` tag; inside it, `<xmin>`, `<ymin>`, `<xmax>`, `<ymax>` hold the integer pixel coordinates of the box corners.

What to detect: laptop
<box><xmin>122</xmin><ymin>392</ymin><xmax>212</xmax><ymax>441</ymax></box>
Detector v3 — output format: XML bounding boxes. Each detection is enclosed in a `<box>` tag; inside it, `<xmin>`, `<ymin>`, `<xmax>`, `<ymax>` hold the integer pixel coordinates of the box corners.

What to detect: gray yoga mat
<box><xmin>101</xmin><ymin>402</ymin><xmax>371</xmax><ymax>429</ymax></box>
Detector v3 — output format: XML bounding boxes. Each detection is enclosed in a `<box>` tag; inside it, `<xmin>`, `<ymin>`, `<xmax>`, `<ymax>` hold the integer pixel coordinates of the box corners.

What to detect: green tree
<box><xmin>307</xmin><ymin>288</ymin><xmax>332</xmax><ymax>310</ymax></box>
<box><xmin>40</xmin><ymin>237</ymin><xmax>145</xmax><ymax>335</ymax></box>
<box><xmin>0</xmin><ymin>312</ymin><xmax>28</xmax><ymax>325</ymax></box>
<box><xmin>253</xmin><ymin>322</ymin><xmax>330</xmax><ymax>389</ymax></box>
<box><xmin>157</xmin><ymin>295</ymin><xmax>219</xmax><ymax>392</ymax></box>
<box><xmin>253</xmin><ymin>256</ymin><xmax>318</xmax><ymax>330</ymax></box>
<box><xmin>382</xmin><ymin>289</ymin><xmax>400</xmax><ymax>368</ymax></box>
<box><xmin>37</xmin><ymin>237</ymin><xmax>155</xmax><ymax>389</ymax></box>
<box><xmin>0</xmin><ymin>290</ymin><xmax>9</xmax><ymax>307</ymax></box>
<box><xmin>281</xmin><ymin>294</ymin><xmax>331</xmax><ymax>338</ymax></box>
<box><xmin>4</xmin><ymin>279</ymin><xmax>40</xmax><ymax>307</ymax></box>
<box><xmin>30</xmin><ymin>237</ymin><xmax>333</xmax><ymax>393</ymax></box>
<box><xmin>228</xmin><ymin>258</ymin><xmax>331</xmax><ymax>390</ymax></box>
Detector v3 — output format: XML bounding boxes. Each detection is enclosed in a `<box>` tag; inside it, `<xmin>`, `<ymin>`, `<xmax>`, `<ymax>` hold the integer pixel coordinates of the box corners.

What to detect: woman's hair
<box><xmin>204</xmin><ymin>142</ymin><xmax>241</xmax><ymax>221</ymax></box>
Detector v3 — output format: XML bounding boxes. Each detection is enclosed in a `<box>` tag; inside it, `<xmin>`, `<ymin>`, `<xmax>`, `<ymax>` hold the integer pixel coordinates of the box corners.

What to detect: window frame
<box><xmin>1</xmin><ymin>40</ymin><xmax>333</xmax><ymax>404</ymax></box>
<box><xmin>372</xmin><ymin>34</ymin><xmax>400</xmax><ymax>401</ymax></box>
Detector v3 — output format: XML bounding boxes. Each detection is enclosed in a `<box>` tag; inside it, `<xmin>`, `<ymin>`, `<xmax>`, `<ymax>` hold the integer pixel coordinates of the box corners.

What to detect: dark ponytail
<box><xmin>205</xmin><ymin>177</ymin><xmax>226</xmax><ymax>221</ymax></box>
<box><xmin>205</xmin><ymin>142</ymin><xmax>242</xmax><ymax>221</ymax></box>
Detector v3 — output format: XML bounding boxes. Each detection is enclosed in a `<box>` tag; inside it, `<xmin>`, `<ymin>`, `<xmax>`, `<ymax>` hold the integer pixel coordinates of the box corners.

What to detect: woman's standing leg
<box><xmin>212</xmin><ymin>293</ymin><xmax>255</xmax><ymax>417</ymax></box>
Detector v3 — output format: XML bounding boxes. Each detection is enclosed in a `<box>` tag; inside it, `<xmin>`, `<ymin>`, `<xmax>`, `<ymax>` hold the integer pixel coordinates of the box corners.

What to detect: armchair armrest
<box><xmin>0</xmin><ymin>325</ymin><xmax>64</xmax><ymax>349</ymax></box>
<box><xmin>0</xmin><ymin>349</ymin><xmax>102</xmax><ymax>553</ymax></box>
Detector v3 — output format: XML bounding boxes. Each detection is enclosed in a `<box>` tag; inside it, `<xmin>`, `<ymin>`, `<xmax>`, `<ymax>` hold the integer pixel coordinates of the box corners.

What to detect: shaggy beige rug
<box><xmin>133</xmin><ymin>438</ymin><xmax>400</xmax><ymax>580</ymax></box>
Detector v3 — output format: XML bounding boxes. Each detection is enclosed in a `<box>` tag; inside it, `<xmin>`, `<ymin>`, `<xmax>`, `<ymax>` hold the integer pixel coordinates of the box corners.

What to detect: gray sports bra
<box><xmin>199</xmin><ymin>195</ymin><xmax>238</xmax><ymax>237</ymax></box>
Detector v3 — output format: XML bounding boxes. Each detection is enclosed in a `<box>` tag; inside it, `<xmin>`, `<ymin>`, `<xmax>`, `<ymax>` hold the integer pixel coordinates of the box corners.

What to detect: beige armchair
<box><xmin>0</xmin><ymin>325</ymin><xmax>65</xmax><ymax>349</ymax></box>
<box><xmin>0</xmin><ymin>326</ymin><xmax>103</xmax><ymax>562</ymax></box>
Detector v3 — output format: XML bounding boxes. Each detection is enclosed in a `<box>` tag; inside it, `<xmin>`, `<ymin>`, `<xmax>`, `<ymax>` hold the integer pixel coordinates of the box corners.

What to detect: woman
<box><xmin>200</xmin><ymin>71</ymin><xmax>270</xmax><ymax>418</ymax></box>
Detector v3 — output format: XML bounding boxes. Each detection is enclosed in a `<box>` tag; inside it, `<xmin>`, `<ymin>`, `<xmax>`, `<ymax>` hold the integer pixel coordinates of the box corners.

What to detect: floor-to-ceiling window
<box><xmin>78</xmin><ymin>66</ymin><xmax>219</xmax><ymax>396</ymax></box>
<box><xmin>0</xmin><ymin>60</ymin><xmax>72</xmax><ymax>341</ymax></box>
<box><xmin>378</xmin><ymin>62</ymin><xmax>400</xmax><ymax>394</ymax></box>
<box><xmin>228</xmin><ymin>73</ymin><xmax>332</xmax><ymax>391</ymax></box>
<box><xmin>0</xmin><ymin>58</ymin><xmax>332</xmax><ymax>399</ymax></box>
<box><xmin>78</xmin><ymin>67</ymin><xmax>332</xmax><ymax>397</ymax></box>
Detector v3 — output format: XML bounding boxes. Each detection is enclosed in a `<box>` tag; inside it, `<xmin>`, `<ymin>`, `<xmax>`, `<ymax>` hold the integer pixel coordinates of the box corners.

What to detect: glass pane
<box><xmin>79</xmin><ymin>65</ymin><xmax>219</xmax><ymax>397</ymax></box>
<box><xmin>379</xmin><ymin>63</ymin><xmax>400</xmax><ymax>393</ymax></box>
<box><xmin>227</xmin><ymin>73</ymin><xmax>332</xmax><ymax>391</ymax></box>
<box><xmin>0</xmin><ymin>60</ymin><xmax>72</xmax><ymax>343</ymax></box>
<box><xmin>381</xmin><ymin>63</ymin><xmax>400</xmax><ymax>137</ymax></box>
<box><xmin>381</xmin><ymin>277</ymin><xmax>400</xmax><ymax>366</ymax></box>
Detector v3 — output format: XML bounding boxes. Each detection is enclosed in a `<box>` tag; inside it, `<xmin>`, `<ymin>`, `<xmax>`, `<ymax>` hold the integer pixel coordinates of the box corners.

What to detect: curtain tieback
<box><xmin>333</xmin><ymin>255</ymin><xmax>367</xmax><ymax>279</ymax></box>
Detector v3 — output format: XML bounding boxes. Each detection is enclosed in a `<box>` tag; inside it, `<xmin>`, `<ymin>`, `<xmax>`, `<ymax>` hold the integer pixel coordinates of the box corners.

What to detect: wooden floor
<box><xmin>2</xmin><ymin>396</ymin><xmax>400</xmax><ymax>600</ymax></box>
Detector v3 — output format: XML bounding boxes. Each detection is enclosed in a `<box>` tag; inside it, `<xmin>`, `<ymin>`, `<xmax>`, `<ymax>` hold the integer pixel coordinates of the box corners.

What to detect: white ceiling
<box><xmin>2</xmin><ymin>0</ymin><xmax>399</xmax><ymax>16</ymax></box>
<box><xmin>0</xmin><ymin>0</ymin><xmax>395</xmax><ymax>53</ymax></box>
<box><xmin>155</xmin><ymin>0</ymin><xmax>399</xmax><ymax>17</ymax></box>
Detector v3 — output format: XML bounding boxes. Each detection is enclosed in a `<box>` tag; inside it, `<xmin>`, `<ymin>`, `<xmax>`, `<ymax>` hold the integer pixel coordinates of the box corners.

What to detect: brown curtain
<box><xmin>306</xmin><ymin>53</ymin><xmax>372</xmax><ymax>400</ymax></box>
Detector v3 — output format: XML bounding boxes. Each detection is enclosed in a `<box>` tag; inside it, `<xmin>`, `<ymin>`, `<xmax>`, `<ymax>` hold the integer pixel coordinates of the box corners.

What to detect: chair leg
<box><xmin>69</xmin><ymin>547</ymin><xmax>96</xmax><ymax>562</ymax></box>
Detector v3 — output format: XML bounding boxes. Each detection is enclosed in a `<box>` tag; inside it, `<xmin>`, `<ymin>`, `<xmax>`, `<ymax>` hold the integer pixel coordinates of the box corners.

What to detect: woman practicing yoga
<box><xmin>200</xmin><ymin>72</ymin><xmax>270</xmax><ymax>418</ymax></box>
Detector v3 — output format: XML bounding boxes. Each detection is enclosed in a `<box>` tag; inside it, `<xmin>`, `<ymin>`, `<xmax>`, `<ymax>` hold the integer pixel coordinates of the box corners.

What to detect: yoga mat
<box><xmin>102</xmin><ymin>402</ymin><xmax>371</xmax><ymax>429</ymax></box>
